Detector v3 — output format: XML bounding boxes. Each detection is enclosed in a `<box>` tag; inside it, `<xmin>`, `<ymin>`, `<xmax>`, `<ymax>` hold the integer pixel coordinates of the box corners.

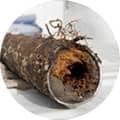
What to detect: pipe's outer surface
<box><xmin>1</xmin><ymin>34</ymin><xmax>68</xmax><ymax>95</ymax></box>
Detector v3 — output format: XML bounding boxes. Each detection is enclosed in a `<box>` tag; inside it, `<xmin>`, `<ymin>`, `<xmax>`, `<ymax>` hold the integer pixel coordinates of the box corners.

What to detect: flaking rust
<box><xmin>1</xmin><ymin>19</ymin><xmax>101</xmax><ymax>108</ymax></box>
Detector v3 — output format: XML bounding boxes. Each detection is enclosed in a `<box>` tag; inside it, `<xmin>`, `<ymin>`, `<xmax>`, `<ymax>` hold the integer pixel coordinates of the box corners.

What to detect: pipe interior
<box><xmin>49</xmin><ymin>46</ymin><xmax>99</xmax><ymax>103</ymax></box>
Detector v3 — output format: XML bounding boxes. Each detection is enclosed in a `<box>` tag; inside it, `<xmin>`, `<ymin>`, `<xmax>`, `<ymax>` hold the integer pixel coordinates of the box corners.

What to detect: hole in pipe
<box><xmin>66</xmin><ymin>61</ymin><xmax>88</xmax><ymax>80</ymax></box>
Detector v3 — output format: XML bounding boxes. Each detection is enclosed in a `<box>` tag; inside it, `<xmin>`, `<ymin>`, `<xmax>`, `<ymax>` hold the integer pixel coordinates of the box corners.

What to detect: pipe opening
<box><xmin>66</xmin><ymin>61</ymin><xmax>88</xmax><ymax>80</ymax></box>
<box><xmin>49</xmin><ymin>45</ymin><xmax>99</xmax><ymax>104</ymax></box>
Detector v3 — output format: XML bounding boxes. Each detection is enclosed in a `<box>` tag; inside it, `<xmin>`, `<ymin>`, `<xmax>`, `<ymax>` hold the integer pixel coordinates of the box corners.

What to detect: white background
<box><xmin>0</xmin><ymin>0</ymin><xmax>120</xmax><ymax>120</ymax></box>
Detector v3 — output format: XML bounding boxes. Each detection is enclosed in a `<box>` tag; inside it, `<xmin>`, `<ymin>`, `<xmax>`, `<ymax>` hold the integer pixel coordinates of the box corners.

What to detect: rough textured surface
<box><xmin>1</xmin><ymin>33</ymin><xmax>68</xmax><ymax>96</ymax></box>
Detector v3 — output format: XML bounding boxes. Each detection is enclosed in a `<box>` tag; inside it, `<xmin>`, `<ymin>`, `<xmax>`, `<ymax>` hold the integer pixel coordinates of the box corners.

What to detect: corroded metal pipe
<box><xmin>1</xmin><ymin>33</ymin><xmax>100</xmax><ymax>108</ymax></box>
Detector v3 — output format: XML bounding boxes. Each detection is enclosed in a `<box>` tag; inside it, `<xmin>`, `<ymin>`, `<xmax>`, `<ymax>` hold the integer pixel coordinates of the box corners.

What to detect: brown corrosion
<box><xmin>51</xmin><ymin>46</ymin><xmax>99</xmax><ymax>102</ymax></box>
